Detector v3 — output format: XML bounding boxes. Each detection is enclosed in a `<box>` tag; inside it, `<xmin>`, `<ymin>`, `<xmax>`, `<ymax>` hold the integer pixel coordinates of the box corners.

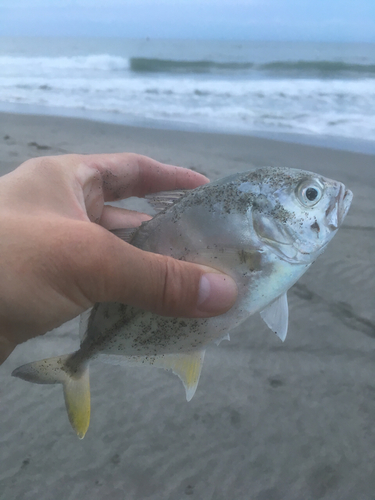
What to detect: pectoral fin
<box><xmin>252</xmin><ymin>211</ymin><xmax>299</xmax><ymax>262</ymax></box>
<box><xmin>252</xmin><ymin>212</ymin><xmax>294</xmax><ymax>245</ymax></box>
<box><xmin>260</xmin><ymin>293</ymin><xmax>289</xmax><ymax>342</ymax></box>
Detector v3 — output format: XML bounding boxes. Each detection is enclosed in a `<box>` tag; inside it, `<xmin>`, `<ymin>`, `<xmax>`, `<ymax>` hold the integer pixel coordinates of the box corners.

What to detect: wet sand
<box><xmin>0</xmin><ymin>112</ymin><xmax>374</xmax><ymax>500</ymax></box>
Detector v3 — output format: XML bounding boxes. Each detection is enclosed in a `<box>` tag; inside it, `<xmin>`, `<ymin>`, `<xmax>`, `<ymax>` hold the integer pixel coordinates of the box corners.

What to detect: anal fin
<box><xmin>120</xmin><ymin>350</ymin><xmax>206</xmax><ymax>401</ymax></box>
<box><xmin>158</xmin><ymin>350</ymin><xmax>206</xmax><ymax>401</ymax></box>
<box><xmin>214</xmin><ymin>333</ymin><xmax>230</xmax><ymax>346</ymax></box>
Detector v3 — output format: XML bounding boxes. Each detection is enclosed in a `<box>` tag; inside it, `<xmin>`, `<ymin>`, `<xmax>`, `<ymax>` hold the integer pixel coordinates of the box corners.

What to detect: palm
<box><xmin>0</xmin><ymin>153</ymin><xmax>210</xmax><ymax>363</ymax></box>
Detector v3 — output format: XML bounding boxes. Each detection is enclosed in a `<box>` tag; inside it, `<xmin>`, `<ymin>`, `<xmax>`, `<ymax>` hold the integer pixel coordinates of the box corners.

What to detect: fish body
<box><xmin>12</xmin><ymin>167</ymin><xmax>353</xmax><ymax>438</ymax></box>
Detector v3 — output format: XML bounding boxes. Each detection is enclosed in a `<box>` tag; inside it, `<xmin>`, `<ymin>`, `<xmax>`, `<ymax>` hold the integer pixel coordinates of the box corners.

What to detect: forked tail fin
<box><xmin>12</xmin><ymin>354</ymin><xmax>90</xmax><ymax>439</ymax></box>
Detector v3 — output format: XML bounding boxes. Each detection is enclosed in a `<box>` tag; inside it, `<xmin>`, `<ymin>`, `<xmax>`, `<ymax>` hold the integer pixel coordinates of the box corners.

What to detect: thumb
<box><xmin>74</xmin><ymin>224</ymin><xmax>238</xmax><ymax>318</ymax></box>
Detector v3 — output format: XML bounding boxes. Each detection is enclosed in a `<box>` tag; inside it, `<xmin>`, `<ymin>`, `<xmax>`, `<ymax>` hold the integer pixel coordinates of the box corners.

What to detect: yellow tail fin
<box><xmin>12</xmin><ymin>354</ymin><xmax>90</xmax><ymax>439</ymax></box>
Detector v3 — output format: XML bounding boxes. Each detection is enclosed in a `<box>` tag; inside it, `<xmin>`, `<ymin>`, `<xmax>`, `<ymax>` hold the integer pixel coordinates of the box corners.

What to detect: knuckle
<box><xmin>156</xmin><ymin>257</ymin><xmax>198</xmax><ymax>315</ymax></box>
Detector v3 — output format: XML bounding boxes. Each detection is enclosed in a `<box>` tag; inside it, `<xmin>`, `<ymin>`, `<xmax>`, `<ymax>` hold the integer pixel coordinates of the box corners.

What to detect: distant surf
<box><xmin>0</xmin><ymin>38</ymin><xmax>374</xmax><ymax>145</ymax></box>
<box><xmin>130</xmin><ymin>57</ymin><xmax>375</xmax><ymax>78</ymax></box>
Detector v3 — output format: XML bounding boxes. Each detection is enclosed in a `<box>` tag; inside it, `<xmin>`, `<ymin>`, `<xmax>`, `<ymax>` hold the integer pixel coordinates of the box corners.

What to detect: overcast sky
<box><xmin>0</xmin><ymin>0</ymin><xmax>374</xmax><ymax>42</ymax></box>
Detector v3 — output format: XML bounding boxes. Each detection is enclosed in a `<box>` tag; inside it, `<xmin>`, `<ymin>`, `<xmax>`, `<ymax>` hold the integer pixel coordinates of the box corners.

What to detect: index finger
<box><xmin>81</xmin><ymin>153</ymin><xmax>209</xmax><ymax>202</ymax></box>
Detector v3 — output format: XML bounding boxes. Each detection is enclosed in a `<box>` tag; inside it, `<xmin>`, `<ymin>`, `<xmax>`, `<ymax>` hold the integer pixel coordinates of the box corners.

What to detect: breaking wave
<box><xmin>130</xmin><ymin>58</ymin><xmax>254</xmax><ymax>73</ymax></box>
<box><xmin>3</xmin><ymin>54</ymin><xmax>374</xmax><ymax>79</ymax></box>
<box><xmin>0</xmin><ymin>54</ymin><xmax>130</xmax><ymax>75</ymax></box>
<box><xmin>129</xmin><ymin>57</ymin><xmax>375</xmax><ymax>78</ymax></box>
<box><xmin>260</xmin><ymin>60</ymin><xmax>375</xmax><ymax>78</ymax></box>
<box><xmin>0</xmin><ymin>44</ymin><xmax>374</xmax><ymax>143</ymax></box>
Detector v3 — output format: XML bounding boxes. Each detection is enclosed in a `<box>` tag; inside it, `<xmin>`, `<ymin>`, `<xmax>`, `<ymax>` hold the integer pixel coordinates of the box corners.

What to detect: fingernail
<box><xmin>197</xmin><ymin>273</ymin><xmax>238</xmax><ymax>314</ymax></box>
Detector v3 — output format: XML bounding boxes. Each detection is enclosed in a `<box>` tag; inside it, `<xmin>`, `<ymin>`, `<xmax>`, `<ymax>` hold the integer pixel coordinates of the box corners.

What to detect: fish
<box><xmin>12</xmin><ymin>167</ymin><xmax>353</xmax><ymax>438</ymax></box>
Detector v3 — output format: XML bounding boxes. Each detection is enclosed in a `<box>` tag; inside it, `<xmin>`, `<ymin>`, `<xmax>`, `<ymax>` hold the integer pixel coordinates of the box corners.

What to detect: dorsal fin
<box><xmin>110</xmin><ymin>227</ymin><xmax>138</xmax><ymax>243</ymax></box>
<box><xmin>146</xmin><ymin>190</ymin><xmax>187</xmax><ymax>213</ymax></box>
<box><xmin>260</xmin><ymin>292</ymin><xmax>289</xmax><ymax>342</ymax></box>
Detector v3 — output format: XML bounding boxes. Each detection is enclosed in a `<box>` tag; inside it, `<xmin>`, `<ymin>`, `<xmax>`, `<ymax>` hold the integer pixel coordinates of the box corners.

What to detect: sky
<box><xmin>0</xmin><ymin>0</ymin><xmax>374</xmax><ymax>42</ymax></box>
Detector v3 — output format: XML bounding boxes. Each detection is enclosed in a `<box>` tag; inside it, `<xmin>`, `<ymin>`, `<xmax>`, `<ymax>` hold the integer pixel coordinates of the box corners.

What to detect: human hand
<box><xmin>0</xmin><ymin>153</ymin><xmax>237</xmax><ymax>364</ymax></box>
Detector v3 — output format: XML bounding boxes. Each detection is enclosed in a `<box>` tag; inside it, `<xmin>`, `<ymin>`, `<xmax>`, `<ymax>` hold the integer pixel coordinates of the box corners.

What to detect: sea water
<box><xmin>0</xmin><ymin>37</ymin><xmax>374</xmax><ymax>151</ymax></box>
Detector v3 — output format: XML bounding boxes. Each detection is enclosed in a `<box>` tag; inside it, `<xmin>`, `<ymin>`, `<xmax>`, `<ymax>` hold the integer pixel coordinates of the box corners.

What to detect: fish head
<box><xmin>244</xmin><ymin>167</ymin><xmax>353</xmax><ymax>264</ymax></box>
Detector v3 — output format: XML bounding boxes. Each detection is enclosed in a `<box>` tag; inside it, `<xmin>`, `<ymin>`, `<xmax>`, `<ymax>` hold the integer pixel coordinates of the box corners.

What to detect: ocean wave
<box><xmin>3</xmin><ymin>75</ymin><xmax>374</xmax><ymax>98</ymax></box>
<box><xmin>0</xmin><ymin>54</ymin><xmax>129</xmax><ymax>74</ymax></box>
<box><xmin>0</xmin><ymin>47</ymin><xmax>374</xmax><ymax>142</ymax></box>
<box><xmin>260</xmin><ymin>60</ymin><xmax>375</xmax><ymax>78</ymax></box>
<box><xmin>130</xmin><ymin>57</ymin><xmax>254</xmax><ymax>73</ymax></box>
<box><xmin>129</xmin><ymin>57</ymin><xmax>375</xmax><ymax>78</ymax></box>
<box><xmin>2</xmin><ymin>54</ymin><xmax>375</xmax><ymax>79</ymax></box>
<box><xmin>0</xmin><ymin>75</ymin><xmax>373</xmax><ymax>141</ymax></box>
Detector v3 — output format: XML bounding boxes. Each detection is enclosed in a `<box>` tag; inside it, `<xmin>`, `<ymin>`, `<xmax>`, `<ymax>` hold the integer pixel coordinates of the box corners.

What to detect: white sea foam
<box><xmin>0</xmin><ymin>54</ymin><xmax>130</xmax><ymax>75</ymax></box>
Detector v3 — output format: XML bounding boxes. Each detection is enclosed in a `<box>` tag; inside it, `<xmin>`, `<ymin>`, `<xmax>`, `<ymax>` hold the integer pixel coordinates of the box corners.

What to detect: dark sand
<box><xmin>0</xmin><ymin>112</ymin><xmax>374</xmax><ymax>500</ymax></box>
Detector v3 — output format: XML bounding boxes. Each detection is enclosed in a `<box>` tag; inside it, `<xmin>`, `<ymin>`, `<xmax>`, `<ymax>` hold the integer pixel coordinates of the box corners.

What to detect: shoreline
<box><xmin>1</xmin><ymin>102</ymin><xmax>375</xmax><ymax>156</ymax></box>
<box><xmin>1</xmin><ymin>111</ymin><xmax>374</xmax><ymax>182</ymax></box>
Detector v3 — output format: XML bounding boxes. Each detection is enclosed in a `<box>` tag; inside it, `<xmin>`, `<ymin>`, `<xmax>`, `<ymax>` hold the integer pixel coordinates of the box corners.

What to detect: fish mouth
<box><xmin>325</xmin><ymin>183</ymin><xmax>353</xmax><ymax>230</ymax></box>
<box><xmin>337</xmin><ymin>184</ymin><xmax>353</xmax><ymax>226</ymax></box>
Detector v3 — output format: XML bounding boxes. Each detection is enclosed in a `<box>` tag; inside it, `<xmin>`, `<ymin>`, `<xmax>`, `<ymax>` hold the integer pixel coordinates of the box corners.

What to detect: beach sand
<box><xmin>0</xmin><ymin>112</ymin><xmax>374</xmax><ymax>500</ymax></box>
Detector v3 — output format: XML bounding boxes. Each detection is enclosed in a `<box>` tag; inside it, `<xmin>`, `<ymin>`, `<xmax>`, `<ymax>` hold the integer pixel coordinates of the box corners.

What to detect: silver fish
<box><xmin>12</xmin><ymin>167</ymin><xmax>353</xmax><ymax>438</ymax></box>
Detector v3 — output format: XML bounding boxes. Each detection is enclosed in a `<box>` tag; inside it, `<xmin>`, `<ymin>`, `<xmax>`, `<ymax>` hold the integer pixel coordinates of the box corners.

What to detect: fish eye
<box><xmin>296</xmin><ymin>179</ymin><xmax>324</xmax><ymax>207</ymax></box>
<box><xmin>306</xmin><ymin>187</ymin><xmax>318</xmax><ymax>201</ymax></box>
